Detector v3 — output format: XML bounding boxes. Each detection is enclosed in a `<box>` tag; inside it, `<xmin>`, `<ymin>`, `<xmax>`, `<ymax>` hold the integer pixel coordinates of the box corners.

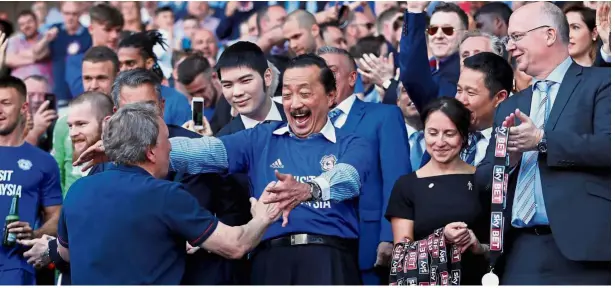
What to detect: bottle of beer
<box><xmin>2</xmin><ymin>195</ymin><xmax>19</xmax><ymax>247</ymax></box>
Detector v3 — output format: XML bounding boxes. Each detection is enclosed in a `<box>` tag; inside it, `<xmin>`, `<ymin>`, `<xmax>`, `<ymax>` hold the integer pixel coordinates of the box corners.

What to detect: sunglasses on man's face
<box><xmin>426</xmin><ymin>25</ymin><xmax>455</xmax><ymax>36</ymax></box>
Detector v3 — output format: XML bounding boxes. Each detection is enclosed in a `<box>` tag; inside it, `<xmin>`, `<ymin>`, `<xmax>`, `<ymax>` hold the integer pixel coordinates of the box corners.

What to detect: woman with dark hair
<box><xmin>386</xmin><ymin>97</ymin><xmax>489</xmax><ymax>285</ymax></box>
<box><xmin>564</xmin><ymin>5</ymin><xmax>599</xmax><ymax>67</ymax></box>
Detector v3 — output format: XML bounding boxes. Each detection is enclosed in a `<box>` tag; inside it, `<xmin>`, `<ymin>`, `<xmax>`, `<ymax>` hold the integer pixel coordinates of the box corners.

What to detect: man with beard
<box><xmin>67</xmin><ymin>92</ymin><xmax>114</xmax><ymax>178</ymax></box>
<box><xmin>5</xmin><ymin>11</ymin><xmax>52</xmax><ymax>82</ymax></box>
<box><xmin>177</xmin><ymin>54</ymin><xmax>222</xmax><ymax>125</ymax></box>
<box><xmin>282</xmin><ymin>10</ymin><xmax>325</xmax><ymax>56</ymax></box>
<box><xmin>52</xmin><ymin>46</ymin><xmax>119</xmax><ymax>196</ymax></box>
<box><xmin>0</xmin><ymin>76</ymin><xmax>62</xmax><ymax>285</ymax></box>
<box><xmin>116</xmin><ymin>30</ymin><xmax>191</xmax><ymax>126</ymax></box>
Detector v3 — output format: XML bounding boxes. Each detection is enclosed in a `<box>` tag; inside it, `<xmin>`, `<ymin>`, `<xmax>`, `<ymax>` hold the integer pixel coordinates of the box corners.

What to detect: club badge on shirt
<box><xmin>17</xmin><ymin>159</ymin><xmax>32</xmax><ymax>171</ymax></box>
<box><xmin>67</xmin><ymin>41</ymin><xmax>80</xmax><ymax>55</ymax></box>
<box><xmin>320</xmin><ymin>155</ymin><xmax>337</xmax><ymax>172</ymax></box>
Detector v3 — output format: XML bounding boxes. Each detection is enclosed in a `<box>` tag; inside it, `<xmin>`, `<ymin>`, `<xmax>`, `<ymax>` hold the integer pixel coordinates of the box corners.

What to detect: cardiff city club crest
<box><xmin>320</xmin><ymin>155</ymin><xmax>337</xmax><ymax>172</ymax></box>
<box><xmin>17</xmin><ymin>159</ymin><xmax>32</xmax><ymax>171</ymax></box>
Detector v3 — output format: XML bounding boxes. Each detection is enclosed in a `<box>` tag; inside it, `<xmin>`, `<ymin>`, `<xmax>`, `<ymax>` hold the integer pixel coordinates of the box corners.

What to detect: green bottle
<box><xmin>2</xmin><ymin>195</ymin><xmax>19</xmax><ymax>247</ymax></box>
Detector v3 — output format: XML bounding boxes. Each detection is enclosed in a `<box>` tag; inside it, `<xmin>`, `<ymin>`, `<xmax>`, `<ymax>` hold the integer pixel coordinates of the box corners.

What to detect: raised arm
<box><xmin>168</xmin><ymin>136</ymin><xmax>231</xmax><ymax>175</ymax></box>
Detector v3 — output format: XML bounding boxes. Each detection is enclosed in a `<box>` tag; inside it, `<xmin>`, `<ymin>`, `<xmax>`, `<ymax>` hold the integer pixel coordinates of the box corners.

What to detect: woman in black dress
<box><xmin>386</xmin><ymin>98</ymin><xmax>489</xmax><ymax>285</ymax></box>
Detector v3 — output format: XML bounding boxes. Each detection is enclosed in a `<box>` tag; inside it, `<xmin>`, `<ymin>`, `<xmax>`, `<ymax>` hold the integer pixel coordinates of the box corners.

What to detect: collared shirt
<box><xmin>330</xmin><ymin>94</ymin><xmax>357</xmax><ymax>128</ymax></box>
<box><xmin>169</xmin><ymin>121</ymin><xmax>373</xmax><ymax>240</ymax></box>
<box><xmin>520</xmin><ymin>56</ymin><xmax>573</xmax><ymax>227</ymax></box>
<box><xmin>240</xmin><ymin>100</ymin><xmax>283</xmax><ymax>129</ymax></box>
<box><xmin>406</xmin><ymin>124</ymin><xmax>425</xmax><ymax>155</ymax></box>
<box><xmin>475</xmin><ymin>127</ymin><xmax>492</xmax><ymax>166</ymax></box>
<box><xmin>57</xmin><ymin>164</ymin><xmax>218</xmax><ymax>285</ymax></box>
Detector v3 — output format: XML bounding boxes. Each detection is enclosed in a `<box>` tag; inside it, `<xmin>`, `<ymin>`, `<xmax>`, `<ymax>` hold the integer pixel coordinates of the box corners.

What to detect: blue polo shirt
<box><xmin>49</xmin><ymin>24</ymin><xmax>92</xmax><ymax>102</ymax></box>
<box><xmin>0</xmin><ymin>143</ymin><xmax>62</xmax><ymax>281</ymax></box>
<box><xmin>57</xmin><ymin>164</ymin><xmax>218</xmax><ymax>285</ymax></box>
<box><xmin>171</xmin><ymin>121</ymin><xmax>373</xmax><ymax>240</ymax></box>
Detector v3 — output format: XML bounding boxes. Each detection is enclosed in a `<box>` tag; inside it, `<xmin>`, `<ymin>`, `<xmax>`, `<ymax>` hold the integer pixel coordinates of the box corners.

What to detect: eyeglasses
<box><xmin>504</xmin><ymin>25</ymin><xmax>551</xmax><ymax>43</ymax></box>
<box><xmin>426</xmin><ymin>26</ymin><xmax>455</xmax><ymax>36</ymax></box>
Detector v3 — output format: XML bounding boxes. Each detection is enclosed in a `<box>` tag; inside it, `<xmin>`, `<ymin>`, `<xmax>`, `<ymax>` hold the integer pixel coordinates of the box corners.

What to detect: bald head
<box><xmin>286</xmin><ymin>9</ymin><xmax>317</xmax><ymax>30</ymax></box>
<box><xmin>511</xmin><ymin>2</ymin><xmax>569</xmax><ymax>44</ymax></box>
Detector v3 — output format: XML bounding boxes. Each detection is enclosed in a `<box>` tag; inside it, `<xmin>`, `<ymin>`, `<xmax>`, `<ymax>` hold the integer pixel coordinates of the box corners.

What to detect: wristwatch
<box><xmin>307</xmin><ymin>182</ymin><xmax>322</xmax><ymax>201</ymax></box>
<box><xmin>537</xmin><ymin>134</ymin><xmax>547</xmax><ymax>154</ymax></box>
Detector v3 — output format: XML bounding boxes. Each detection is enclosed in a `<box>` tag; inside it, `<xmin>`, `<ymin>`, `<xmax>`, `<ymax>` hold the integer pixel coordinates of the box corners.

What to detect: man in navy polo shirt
<box><xmin>0</xmin><ymin>76</ymin><xmax>62</xmax><ymax>285</ymax></box>
<box><xmin>29</xmin><ymin>2</ymin><xmax>92</xmax><ymax>108</ymax></box>
<box><xmin>56</xmin><ymin>102</ymin><xmax>282</xmax><ymax>285</ymax></box>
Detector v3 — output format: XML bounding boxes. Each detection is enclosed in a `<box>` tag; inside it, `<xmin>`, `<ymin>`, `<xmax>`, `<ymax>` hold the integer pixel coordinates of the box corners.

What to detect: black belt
<box><xmin>518</xmin><ymin>225</ymin><xmax>552</xmax><ymax>235</ymax></box>
<box><xmin>258</xmin><ymin>233</ymin><xmax>357</xmax><ymax>252</ymax></box>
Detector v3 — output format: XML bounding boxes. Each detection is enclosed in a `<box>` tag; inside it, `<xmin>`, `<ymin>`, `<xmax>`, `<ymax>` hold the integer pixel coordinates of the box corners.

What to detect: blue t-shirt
<box><xmin>49</xmin><ymin>24</ymin><xmax>92</xmax><ymax>102</ymax></box>
<box><xmin>219</xmin><ymin>122</ymin><xmax>372</xmax><ymax>240</ymax></box>
<box><xmin>57</xmin><ymin>164</ymin><xmax>218</xmax><ymax>285</ymax></box>
<box><xmin>161</xmin><ymin>85</ymin><xmax>192</xmax><ymax>126</ymax></box>
<box><xmin>0</xmin><ymin>143</ymin><xmax>62</xmax><ymax>277</ymax></box>
<box><xmin>65</xmin><ymin>53</ymin><xmax>84</xmax><ymax>99</ymax></box>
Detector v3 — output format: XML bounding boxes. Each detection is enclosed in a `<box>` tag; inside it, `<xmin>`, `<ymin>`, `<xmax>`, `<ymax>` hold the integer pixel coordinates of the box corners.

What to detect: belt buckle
<box><xmin>290</xmin><ymin>234</ymin><xmax>308</xmax><ymax>245</ymax></box>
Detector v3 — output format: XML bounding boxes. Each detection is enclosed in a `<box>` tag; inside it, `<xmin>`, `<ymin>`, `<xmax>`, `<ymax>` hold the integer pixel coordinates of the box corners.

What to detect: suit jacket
<box><xmin>476</xmin><ymin>62</ymin><xmax>611</xmax><ymax>263</ymax></box>
<box><xmin>399</xmin><ymin>11</ymin><xmax>459</xmax><ymax>114</ymax></box>
<box><xmin>337</xmin><ymin>99</ymin><xmax>411</xmax><ymax>270</ymax></box>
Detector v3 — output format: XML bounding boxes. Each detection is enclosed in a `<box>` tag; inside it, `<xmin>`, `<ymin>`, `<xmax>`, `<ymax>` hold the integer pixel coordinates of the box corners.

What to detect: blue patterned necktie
<box><xmin>512</xmin><ymin>80</ymin><xmax>556</xmax><ymax>226</ymax></box>
<box><xmin>462</xmin><ymin>132</ymin><xmax>482</xmax><ymax>165</ymax></box>
<box><xmin>409</xmin><ymin>131</ymin><xmax>424</xmax><ymax>170</ymax></box>
<box><xmin>328</xmin><ymin>108</ymin><xmax>343</xmax><ymax>125</ymax></box>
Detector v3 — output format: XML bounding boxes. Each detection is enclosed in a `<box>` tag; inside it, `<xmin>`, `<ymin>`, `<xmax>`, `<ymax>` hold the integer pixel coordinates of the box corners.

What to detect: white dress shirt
<box><xmin>331</xmin><ymin>94</ymin><xmax>357</xmax><ymax>128</ymax></box>
<box><xmin>239</xmin><ymin>100</ymin><xmax>283</xmax><ymax>129</ymax></box>
<box><xmin>474</xmin><ymin>127</ymin><xmax>492</xmax><ymax>166</ymax></box>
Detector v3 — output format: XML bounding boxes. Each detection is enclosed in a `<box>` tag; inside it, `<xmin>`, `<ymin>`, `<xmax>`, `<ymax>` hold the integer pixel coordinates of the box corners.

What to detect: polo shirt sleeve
<box><xmin>161</xmin><ymin>186</ymin><xmax>219</xmax><ymax>247</ymax></box>
<box><xmin>57</xmin><ymin>207</ymin><xmax>69</xmax><ymax>248</ymax></box>
<box><xmin>40</xmin><ymin>155</ymin><xmax>63</xmax><ymax>207</ymax></box>
<box><xmin>311</xmin><ymin>136</ymin><xmax>374</xmax><ymax>202</ymax></box>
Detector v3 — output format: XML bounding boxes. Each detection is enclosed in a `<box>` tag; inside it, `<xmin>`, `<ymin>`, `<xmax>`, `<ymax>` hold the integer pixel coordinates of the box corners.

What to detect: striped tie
<box><xmin>513</xmin><ymin>80</ymin><xmax>555</xmax><ymax>225</ymax></box>
<box><xmin>461</xmin><ymin>132</ymin><xmax>482</xmax><ymax>166</ymax></box>
<box><xmin>328</xmin><ymin>108</ymin><xmax>343</xmax><ymax>125</ymax></box>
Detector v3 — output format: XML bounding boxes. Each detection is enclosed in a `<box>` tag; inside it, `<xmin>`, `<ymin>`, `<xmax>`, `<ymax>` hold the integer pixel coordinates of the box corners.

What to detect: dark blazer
<box><xmin>476</xmin><ymin>62</ymin><xmax>611</xmax><ymax>263</ymax></box>
<box><xmin>209</xmin><ymin>96</ymin><xmax>233</xmax><ymax>135</ymax></box>
<box><xmin>218</xmin><ymin>102</ymin><xmax>286</xmax><ymax>135</ymax></box>
<box><xmin>336</xmin><ymin>99</ymin><xmax>411</xmax><ymax>275</ymax></box>
<box><xmin>398</xmin><ymin>11</ymin><xmax>459</xmax><ymax>113</ymax></box>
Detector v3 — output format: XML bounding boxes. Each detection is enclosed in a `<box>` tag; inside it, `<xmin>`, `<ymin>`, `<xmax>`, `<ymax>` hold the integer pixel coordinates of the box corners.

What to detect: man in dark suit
<box><xmin>477</xmin><ymin>2</ymin><xmax>610</xmax><ymax>284</ymax></box>
<box><xmin>317</xmin><ymin>46</ymin><xmax>411</xmax><ymax>285</ymax></box>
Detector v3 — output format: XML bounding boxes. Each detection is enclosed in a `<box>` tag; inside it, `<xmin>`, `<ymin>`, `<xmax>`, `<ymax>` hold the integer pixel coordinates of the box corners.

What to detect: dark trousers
<box><xmin>502</xmin><ymin>233</ymin><xmax>610</xmax><ymax>285</ymax></box>
<box><xmin>251</xmin><ymin>244</ymin><xmax>362</xmax><ymax>285</ymax></box>
<box><xmin>181</xmin><ymin>250</ymin><xmax>250</xmax><ymax>285</ymax></box>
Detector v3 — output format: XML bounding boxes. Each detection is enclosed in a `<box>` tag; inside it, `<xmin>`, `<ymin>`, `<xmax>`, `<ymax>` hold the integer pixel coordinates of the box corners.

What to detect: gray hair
<box><xmin>316</xmin><ymin>46</ymin><xmax>357</xmax><ymax>71</ymax></box>
<box><xmin>267</xmin><ymin>60</ymin><xmax>280</xmax><ymax>98</ymax></box>
<box><xmin>461</xmin><ymin>31</ymin><xmax>507</xmax><ymax>58</ymax></box>
<box><xmin>110</xmin><ymin>68</ymin><xmax>162</xmax><ymax>108</ymax></box>
<box><xmin>103</xmin><ymin>102</ymin><xmax>160</xmax><ymax>165</ymax></box>
<box><xmin>539</xmin><ymin>2</ymin><xmax>569</xmax><ymax>44</ymax></box>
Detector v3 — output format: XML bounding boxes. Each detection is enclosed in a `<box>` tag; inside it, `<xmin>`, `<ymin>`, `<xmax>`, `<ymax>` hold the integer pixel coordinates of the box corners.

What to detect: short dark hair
<box><xmin>111</xmin><ymin>68</ymin><xmax>162</xmax><ymax>107</ymax></box>
<box><xmin>0</xmin><ymin>76</ymin><xmax>27</xmax><ymax>101</ymax></box>
<box><xmin>182</xmin><ymin>15</ymin><xmax>199</xmax><ymax>23</ymax></box>
<box><xmin>154</xmin><ymin>6</ymin><xmax>174</xmax><ymax>17</ymax></box>
<box><xmin>83</xmin><ymin>46</ymin><xmax>120</xmax><ymax>73</ymax></box>
<box><xmin>421</xmin><ymin>97</ymin><xmax>472</xmax><ymax>151</ymax></box>
<box><xmin>177</xmin><ymin>54</ymin><xmax>212</xmax><ymax>85</ymax></box>
<box><xmin>17</xmin><ymin>10</ymin><xmax>37</xmax><ymax>21</ymax></box>
<box><xmin>171</xmin><ymin>49</ymin><xmax>192</xmax><ymax>68</ymax></box>
<box><xmin>23</xmin><ymin>75</ymin><xmax>48</xmax><ymax>85</ymax></box>
<box><xmin>283</xmin><ymin>54</ymin><xmax>336</xmax><ymax>95</ymax></box>
<box><xmin>463</xmin><ymin>52</ymin><xmax>513</xmax><ymax>97</ymax></box>
<box><xmin>215</xmin><ymin>41</ymin><xmax>268</xmax><ymax>81</ymax></box>
<box><xmin>349</xmin><ymin>35</ymin><xmax>387</xmax><ymax>58</ymax></box>
<box><xmin>90</xmin><ymin>3</ymin><xmax>124</xmax><ymax>28</ymax></box>
<box><xmin>433</xmin><ymin>3</ymin><xmax>469</xmax><ymax>30</ymax></box>
<box><xmin>474</xmin><ymin>2</ymin><xmax>513</xmax><ymax>25</ymax></box>
<box><xmin>69</xmin><ymin>91</ymin><xmax>114</xmax><ymax>122</ymax></box>
<box><xmin>377</xmin><ymin>8</ymin><xmax>400</xmax><ymax>33</ymax></box>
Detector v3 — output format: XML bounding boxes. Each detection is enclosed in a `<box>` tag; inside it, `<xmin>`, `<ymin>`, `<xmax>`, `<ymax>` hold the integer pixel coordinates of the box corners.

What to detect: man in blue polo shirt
<box><xmin>75</xmin><ymin>54</ymin><xmax>374</xmax><ymax>285</ymax></box>
<box><xmin>55</xmin><ymin>102</ymin><xmax>282</xmax><ymax>285</ymax></box>
<box><xmin>0</xmin><ymin>76</ymin><xmax>62</xmax><ymax>285</ymax></box>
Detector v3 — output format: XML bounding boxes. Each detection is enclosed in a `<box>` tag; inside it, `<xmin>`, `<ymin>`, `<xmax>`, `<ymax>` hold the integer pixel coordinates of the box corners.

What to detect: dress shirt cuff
<box><xmin>312</xmin><ymin>177</ymin><xmax>331</xmax><ymax>201</ymax></box>
<box><xmin>600</xmin><ymin>45</ymin><xmax>611</xmax><ymax>63</ymax></box>
<box><xmin>315</xmin><ymin>163</ymin><xmax>361</xmax><ymax>202</ymax></box>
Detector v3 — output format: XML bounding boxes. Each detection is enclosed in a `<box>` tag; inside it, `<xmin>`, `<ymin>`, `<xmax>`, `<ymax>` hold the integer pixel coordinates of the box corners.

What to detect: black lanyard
<box><xmin>488</xmin><ymin>126</ymin><xmax>510</xmax><ymax>271</ymax></box>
